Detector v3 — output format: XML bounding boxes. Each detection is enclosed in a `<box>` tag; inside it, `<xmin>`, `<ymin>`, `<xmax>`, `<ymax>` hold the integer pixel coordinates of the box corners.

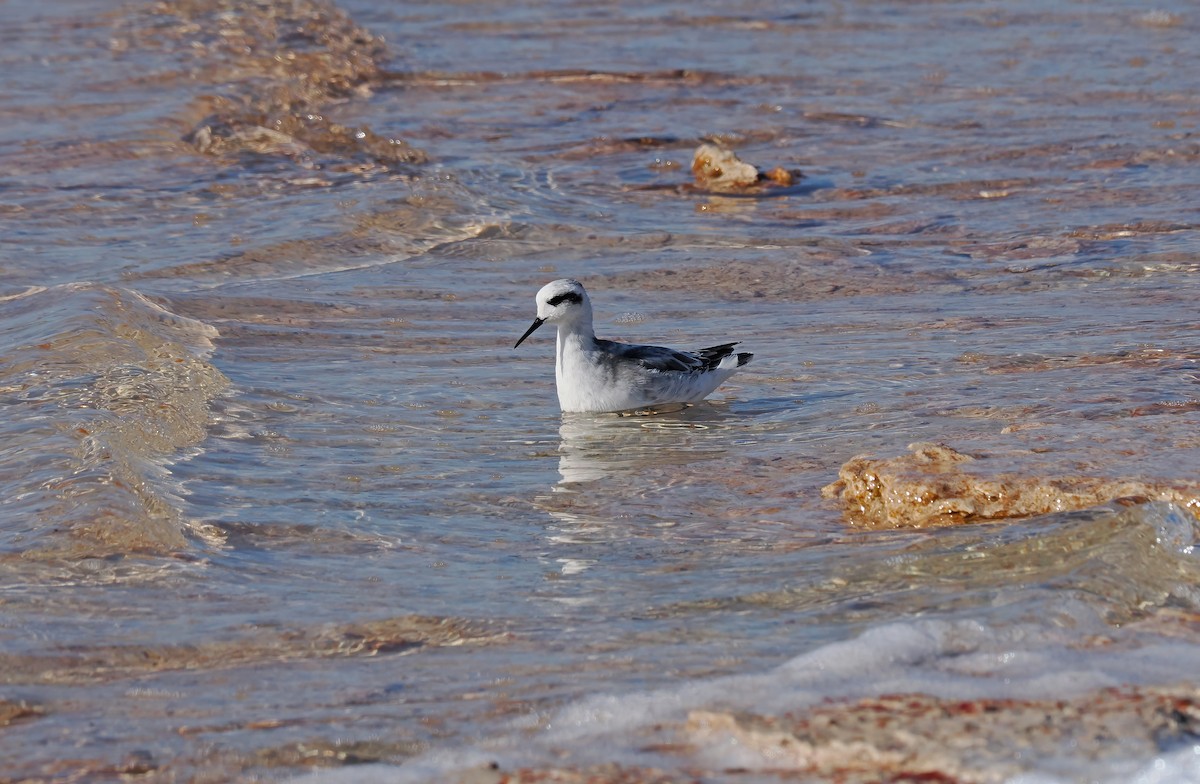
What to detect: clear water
<box><xmin>2</xmin><ymin>0</ymin><xmax>1200</xmax><ymax>780</ymax></box>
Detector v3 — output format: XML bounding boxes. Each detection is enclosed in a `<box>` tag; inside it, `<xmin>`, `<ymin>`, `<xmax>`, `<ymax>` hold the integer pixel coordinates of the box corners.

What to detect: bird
<box><xmin>513</xmin><ymin>278</ymin><xmax>753</xmax><ymax>413</ymax></box>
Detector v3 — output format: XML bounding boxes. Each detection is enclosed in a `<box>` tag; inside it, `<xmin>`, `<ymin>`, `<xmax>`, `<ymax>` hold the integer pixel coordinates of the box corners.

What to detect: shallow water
<box><xmin>2</xmin><ymin>0</ymin><xmax>1200</xmax><ymax>780</ymax></box>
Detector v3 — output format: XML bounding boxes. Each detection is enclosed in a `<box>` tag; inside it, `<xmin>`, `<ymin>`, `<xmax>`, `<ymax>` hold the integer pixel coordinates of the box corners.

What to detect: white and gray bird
<box><xmin>514</xmin><ymin>279</ymin><xmax>753</xmax><ymax>413</ymax></box>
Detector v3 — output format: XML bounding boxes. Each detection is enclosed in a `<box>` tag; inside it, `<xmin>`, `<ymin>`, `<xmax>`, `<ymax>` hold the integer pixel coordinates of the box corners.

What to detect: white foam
<box><xmin>1007</xmin><ymin>744</ymin><xmax>1200</xmax><ymax>784</ymax></box>
<box><xmin>296</xmin><ymin>618</ymin><xmax>1200</xmax><ymax>783</ymax></box>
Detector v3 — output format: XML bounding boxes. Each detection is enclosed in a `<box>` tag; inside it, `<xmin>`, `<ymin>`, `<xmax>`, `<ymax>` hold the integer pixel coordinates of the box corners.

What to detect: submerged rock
<box><xmin>0</xmin><ymin>614</ymin><xmax>504</xmax><ymax>685</ymax></box>
<box><xmin>822</xmin><ymin>442</ymin><xmax>1200</xmax><ymax>528</ymax></box>
<box><xmin>185</xmin><ymin>109</ymin><xmax>425</xmax><ymax>167</ymax></box>
<box><xmin>137</xmin><ymin>0</ymin><xmax>427</xmax><ymax>171</ymax></box>
<box><xmin>685</xmin><ymin>684</ymin><xmax>1200</xmax><ymax>783</ymax></box>
<box><xmin>448</xmin><ymin>681</ymin><xmax>1200</xmax><ymax>783</ymax></box>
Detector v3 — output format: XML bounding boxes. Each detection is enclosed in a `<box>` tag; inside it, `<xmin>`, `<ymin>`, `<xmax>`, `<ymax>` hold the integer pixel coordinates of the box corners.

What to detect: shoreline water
<box><xmin>2</xmin><ymin>0</ymin><xmax>1200</xmax><ymax>780</ymax></box>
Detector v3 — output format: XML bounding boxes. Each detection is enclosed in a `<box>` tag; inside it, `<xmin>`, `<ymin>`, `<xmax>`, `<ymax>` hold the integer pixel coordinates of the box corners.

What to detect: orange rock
<box><xmin>822</xmin><ymin>442</ymin><xmax>1200</xmax><ymax>528</ymax></box>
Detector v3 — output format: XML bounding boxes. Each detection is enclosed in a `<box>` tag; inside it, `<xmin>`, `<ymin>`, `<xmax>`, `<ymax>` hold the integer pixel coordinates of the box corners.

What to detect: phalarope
<box><xmin>514</xmin><ymin>279</ymin><xmax>753</xmax><ymax>413</ymax></box>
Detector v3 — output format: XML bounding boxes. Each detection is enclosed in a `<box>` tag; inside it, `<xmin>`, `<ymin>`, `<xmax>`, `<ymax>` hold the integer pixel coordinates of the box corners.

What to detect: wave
<box><xmin>0</xmin><ymin>283</ymin><xmax>227</xmax><ymax>580</ymax></box>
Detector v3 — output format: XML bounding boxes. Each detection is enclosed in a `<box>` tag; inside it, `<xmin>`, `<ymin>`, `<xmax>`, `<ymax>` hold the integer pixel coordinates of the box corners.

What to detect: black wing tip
<box><xmin>736</xmin><ymin>352</ymin><xmax>753</xmax><ymax>367</ymax></box>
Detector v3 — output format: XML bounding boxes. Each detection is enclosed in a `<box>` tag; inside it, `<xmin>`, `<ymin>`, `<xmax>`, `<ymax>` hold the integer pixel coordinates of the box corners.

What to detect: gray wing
<box><xmin>601</xmin><ymin>340</ymin><xmax>740</xmax><ymax>373</ymax></box>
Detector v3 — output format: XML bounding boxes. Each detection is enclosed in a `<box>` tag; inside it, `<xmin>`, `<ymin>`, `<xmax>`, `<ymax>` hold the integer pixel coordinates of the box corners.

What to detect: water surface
<box><xmin>2</xmin><ymin>0</ymin><xmax>1200</xmax><ymax>780</ymax></box>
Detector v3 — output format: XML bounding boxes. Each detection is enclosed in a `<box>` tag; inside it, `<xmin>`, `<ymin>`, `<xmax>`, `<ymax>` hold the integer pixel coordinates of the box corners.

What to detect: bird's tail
<box><xmin>716</xmin><ymin>350</ymin><xmax>754</xmax><ymax>371</ymax></box>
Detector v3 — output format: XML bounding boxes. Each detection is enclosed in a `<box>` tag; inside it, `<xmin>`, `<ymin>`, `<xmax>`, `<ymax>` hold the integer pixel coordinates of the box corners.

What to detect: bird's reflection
<box><xmin>555</xmin><ymin>402</ymin><xmax>736</xmax><ymax>486</ymax></box>
<box><xmin>537</xmin><ymin>403</ymin><xmax>740</xmax><ymax>583</ymax></box>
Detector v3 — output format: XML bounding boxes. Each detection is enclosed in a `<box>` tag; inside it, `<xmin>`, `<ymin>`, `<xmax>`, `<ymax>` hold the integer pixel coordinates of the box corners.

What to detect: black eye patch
<box><xmin>547</xmin><ymin>292</ymin><xmax>582</xmax><ymax>307</ymax></box>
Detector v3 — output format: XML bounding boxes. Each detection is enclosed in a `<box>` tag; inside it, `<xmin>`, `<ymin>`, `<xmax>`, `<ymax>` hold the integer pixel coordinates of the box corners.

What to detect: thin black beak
<box><xmin>514</xmin><ymin>317</ymin><xmax>545</xmax><ymax>349</ymax></box>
